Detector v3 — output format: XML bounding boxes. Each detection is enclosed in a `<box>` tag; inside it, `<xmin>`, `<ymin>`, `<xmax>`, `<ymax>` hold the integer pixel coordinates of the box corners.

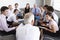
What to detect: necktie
<box><xmin>35</xmin><ymin>8</ymin><xmax>36</xmax><ymax>15</ymax></box>
<box><xmin>6</xmin><ymin>16</ymin><xmax>8</xmax><ymax>19</ymax></box>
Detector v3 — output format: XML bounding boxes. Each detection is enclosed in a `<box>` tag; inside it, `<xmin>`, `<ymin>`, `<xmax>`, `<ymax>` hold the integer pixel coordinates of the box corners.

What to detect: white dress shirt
<box><xmin>7</xmin><ymin>9</ymin><xmax>13</xmax><ymax>17</ymax></box>
<box><xmin>0</xmin><ymin>14</ymin><xmax>15</xmax><ymax>32</ymax></box>
<box><xmin>32</xmin><ymin>7</ymin><xmax>41</xmax><ymax>15</ymax></box>
<box><xmin>49</xmin><ymin>19</ymin><xmax>59</xmax><ymax>32</ymax></box>
<box><xmin>16</xmin><ymin>23</ymin><xmax>40</xmax><ymax>40</ymax></box>
<box><xmin>7</xmin><ymin>13</ymin><xmax>18</xmax><ymax>22</ymax></box>
<box><xmin>13</xmin><ymin>7</ymin><xmax>21</xmax><ymax>12</ymax></box>
<box><xmin>52</xmin><ymin>12</ymin><xmax>58</xmax><ymax>24</ymax></box>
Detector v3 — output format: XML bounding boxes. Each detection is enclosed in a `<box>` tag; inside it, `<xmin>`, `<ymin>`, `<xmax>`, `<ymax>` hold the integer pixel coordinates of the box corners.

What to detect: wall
<box><xmin>44</xmin><ymin>0</ymin><xmax>51</xmax><ymax>6</ymax></box>
<box><xmin>38</xmin><ymin>0</ymin><xmax>60</xmax><ymax>18</ymax></box>
<box><xmin>0</xmin><ymin>0</ymin><xmax>36</xmax><ymax>8</ymax></box>
<box><xmin>36</xmin><ymin>0</ymin><xmax>43</xmax><ymax>6</ymax></box>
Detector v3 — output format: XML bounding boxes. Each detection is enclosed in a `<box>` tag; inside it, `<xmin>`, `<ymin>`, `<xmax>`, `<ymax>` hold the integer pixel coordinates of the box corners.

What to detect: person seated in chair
<box><xmin>24</xmin><ymin>3</ymin><xmax>31</xmax><ymax>14</ymax></box>
<box><xmin>46</xmin><ymin>6</ymin><xmax>58</xmax><ymax>24</ymax></box>
<box><xmin>16</xmin><ymin>13</ymin><xmax>40</xmax><ymax>40</ymax></box>
<box><xmin>7</xmin><ymin>9</ymin><xmax>19</xmax><ymax>27</ymax></box>
<box><xmin>32</xmin><ymin>4</ymin><xmax>41</xmax><ymax>26</ymax></box>
<box><xmin>41</xmin><ymin>12</ymin><xmax>59</xmax><ymax>33</ymax></box>
<box><xmin>0</xmin><ymin>6</ymin><xmax>17</xmax><ymax>35</ymax></box>
<box><xmin>7</xmin><ymin>5</ymin><xmax>13</xmax><ymax>17</ymax></box>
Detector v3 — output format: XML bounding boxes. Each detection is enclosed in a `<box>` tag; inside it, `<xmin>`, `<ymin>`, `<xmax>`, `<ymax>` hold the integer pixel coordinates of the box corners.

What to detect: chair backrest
<box><xmin>44</xmin><ymin>37</ymin><xmax>54</xmax><ymax>40</ymax></box>
<box><xmin>58</xmin><ymin>18</ymin><xmax>60</xmax><ymax>27</ymax></box>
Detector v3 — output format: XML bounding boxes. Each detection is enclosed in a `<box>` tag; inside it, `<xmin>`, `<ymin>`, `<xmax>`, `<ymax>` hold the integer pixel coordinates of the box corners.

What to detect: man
<box><xmin>14</xmin><ymin>3</ymin><xmax>21</xmax><ymax>12</ymax></box>
<box><xmin>14</xmin><ymin>3</ymin><xmax>22</xmax><ymax>17</ymax></box>
<box><xmin>40</xmin><ymin>5</ymin><xmax>49</xmax><ymax>22</ymax></box>
<box><xmin>32</xmin><ymin>4</ymin><xmax>41</xmax><ymax>15</ymax></box>
<box><xmin>32</xmin><ymin>4</ymin><xmax>41</xmax><ymax>26</ymax></box>
<box><xmin>7</xmin><ymin>9</ymin><xmax>19</xmax><ymax>27</ymax></box>
<box><xmin>16</xmin><ymin>13</ymin><xmax>40</xmax><ymax>40</ymax></box>
<box><xmin>46</xmin><ymin>6</ymin><xmax>58</xmax><ymax>24</ymax></box>
<box><xmin>43</xmin><ymin>5</ymin><xmax>48</xmax><ymax>18</ymax></box>
<box><xmin>15</xmin><ymin>3</ymin><xmax>19</xmax><ymax>9</ymax></box>
<box><xmin>7</xmin><ymin>5</ymin><xmax>13</xmax><ymax>17</ymax></box>
<box><xmin>7</xmin><ymin>9</ymin><xmax>19</xmax><ymax>23</ymax></box>
<box><xmin>0</xmin><ymin>6</ymin><xmax>16</xmax><ymax>35</ymax></box>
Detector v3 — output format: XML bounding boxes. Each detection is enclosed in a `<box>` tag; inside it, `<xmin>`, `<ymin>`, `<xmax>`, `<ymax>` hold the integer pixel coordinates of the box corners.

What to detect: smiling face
<box><xmin>46</xmin><ymin>14</ymin><xmax>51</xmax><ymax>21</ymax></box>
<box><xmin>8</xmin><ymin>5</ymin><xmax>13</xmax><ymax>10</ymax></box>
<box><xmin>15</xmin><ymin>5</ymin><xmax>18</xmax><ymax>8</ymax></box>
<box><xmin>26</xmin><ymin>3</ymin><xmax>30</xmax><ymax>8</ymax></box>
<box><xmin>2</xmin><ymin>9</ymin><xmax>9</xmax><ymax>16</ymax></box>
<box><xmin>14</xmin><ymin>9</ymin><xmax>19</xmax><ymax>15</ymax></box>
<box><xmin>1</xmin><ymin>6</ymin><xmax>9</xmax><ymax>16</ymax></box>
<box><xmin>3</xmin><ymin>9</ymin><xmax>8</xmax><ymax>16</ymax></box>
<box><xmin>15</xmin><ymin>3</ymin><xmax>19</xmax><ymax>8</ymax></box>
<box><xmin>34</xmin><ymin>4</ymin><xmax>37</xmax><ymax>8</ymax></box>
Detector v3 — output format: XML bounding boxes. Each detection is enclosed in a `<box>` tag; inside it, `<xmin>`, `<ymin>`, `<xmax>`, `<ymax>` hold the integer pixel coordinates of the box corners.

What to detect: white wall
<box><xmin>0</xmin><ymin>0</ymin><xmax>36</xmax><ymax>8</ymax></box>
<box><xmin>53</xmin><ymin>0</ymin><xmax>60</xmax><ymax>11</ymax></box>
<box><xmin>0</xmin><ymin>0</ymin><xmax>41</xmax><ymax>8</ymax></box>
<box><xmin>44</xmin><ymin>0</ymin><xmax>51</xmax><ymax>6</ymax></box>
<box><xmin>35</xmin><ymin>0</ymin><xmax>41</xmax><ymax>6</ymax></box>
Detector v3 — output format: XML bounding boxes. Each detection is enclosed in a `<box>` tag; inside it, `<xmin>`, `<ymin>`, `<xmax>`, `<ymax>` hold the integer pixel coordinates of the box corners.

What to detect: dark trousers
<box><xmin>43</xmin><ymin>29</ymin><xmax>60</xmax><ymax>37</ymax></box>
<box><xmin>0</xmin><ymin>30</ymin><xmax>16</xmax><ymax>36</ymax></box>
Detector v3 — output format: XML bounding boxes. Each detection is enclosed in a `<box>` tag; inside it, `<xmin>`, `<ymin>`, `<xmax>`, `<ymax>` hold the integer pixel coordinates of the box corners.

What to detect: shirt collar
<box><xmin>24</xmin><ymin>23</ymin><xmax>33</xmax><ymax>27</ymax></box>
<box><xmin>1</xmin><ymin>14</ymin><xmax>6</xmax><ymax>18</ymax></box>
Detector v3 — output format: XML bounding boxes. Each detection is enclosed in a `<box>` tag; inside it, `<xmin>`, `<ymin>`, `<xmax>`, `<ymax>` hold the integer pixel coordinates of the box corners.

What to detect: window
<box><xmin>53</xmin><ymin>0</ymin><xmax>60</xmax><ymax>11</ymax></box>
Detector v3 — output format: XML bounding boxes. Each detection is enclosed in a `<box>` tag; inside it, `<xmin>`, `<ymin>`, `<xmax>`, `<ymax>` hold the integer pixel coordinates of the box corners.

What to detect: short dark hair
<box><xmin>14</xmin><ymin>9</ymin><xmax>18</xmax><ymax>13</ymax></box>
<box><xmin>1</xmin><ymin>6</ymin><xmax>9</xmax><ymax>12</ymax></box>
<box><xmin>8</xmin><ymin>5</ymin><xmax>12</xmax><ymax>7</ymax></box>
<box><xmin>46</xmin><ymin>12</ymin><xmax>54</xmax><ymax>19</ymax></box>
<box><xmin>47</xmin><ymin>6</ymin><xmax>54</xmax><ymax>12</ymax></box>
<box><xmin>26</xmin><ymin>3</ymin><xmax>29</xmax><ymax>5</ymax></box>
<box><xmin>44</xmin><ymin>5</ymin><xmax>48</xmax><ymax>7</ymax></box>
<box><xmin>8</xmin><ymin>5</ymin><xmax>11</xmax><ymax>6</ymax></box>
<box><xmin>15</xmin><ymin>3</ymin><xmax>18</xmax><ymax>6</ymax></box>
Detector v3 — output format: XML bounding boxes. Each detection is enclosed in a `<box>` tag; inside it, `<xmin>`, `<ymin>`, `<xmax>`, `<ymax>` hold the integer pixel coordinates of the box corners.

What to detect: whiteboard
<box><xmin>53</xmin><ymin>0</ymin><xmax>60</xmax><ymax>11</ymax></box>
<box><xmin>0</xmin><ymin>0</ymin><xmax>36</xmax><ymax>8</ymax></box>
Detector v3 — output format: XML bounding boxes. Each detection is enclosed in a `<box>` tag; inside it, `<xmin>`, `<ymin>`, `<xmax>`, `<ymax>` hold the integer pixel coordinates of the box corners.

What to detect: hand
<box><xmin>41</xmin><ymin>23</ymin><xmax>46</xmax><ymax>26</ymax></box>
<box><xmin>12</xmin><ymin>22</ymin><xmax>19</xmax><ymax>26</ymax></box>
<box><xmin>43</xmin><ymin>27</ymin><xmax>49</xmax><ymax>31</ymax></box>
<box><xmin>40</xmin><ymin>7</ymin><xmax>45</xmax><ymax>12</ymax></box>
<box><xmin>15</xmin><ymin>26</ymin><xmax>18</xmax><ymax>29</ymax></box>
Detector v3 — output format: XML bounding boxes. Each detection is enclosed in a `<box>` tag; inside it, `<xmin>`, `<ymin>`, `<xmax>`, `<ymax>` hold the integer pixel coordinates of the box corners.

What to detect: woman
<box><xmin>46</xmin><ymin>6</ymin><xmax>58</xmax><ymax>24</ymax></box>
<box><xmin>24</xmin><ymin>3</ymin><xmax>30</xmax><ymax>14</ymax></box>
<box><xmin>41</xmin><ymin>12</ymin><xmax>59</xmax><ymax>33</ymax></box>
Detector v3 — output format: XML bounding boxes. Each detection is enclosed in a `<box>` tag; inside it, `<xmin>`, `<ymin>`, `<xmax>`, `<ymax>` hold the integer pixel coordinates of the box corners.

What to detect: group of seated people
<box><xmin>0</xmin><ymin>3</ymin><xmax>59</xmax><ymax>40</ymax></box>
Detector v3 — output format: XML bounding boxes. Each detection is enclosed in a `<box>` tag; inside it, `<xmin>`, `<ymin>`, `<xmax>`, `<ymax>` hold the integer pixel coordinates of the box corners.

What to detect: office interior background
<box><xmin>0</xmin><ymin>0</ymin><xmax>60</xmax><ymax>40</ymax></box>
<box><xmin>0</xmin><ymin>0</ymin><xmax>60</xmax><ymax>17</ymax></box>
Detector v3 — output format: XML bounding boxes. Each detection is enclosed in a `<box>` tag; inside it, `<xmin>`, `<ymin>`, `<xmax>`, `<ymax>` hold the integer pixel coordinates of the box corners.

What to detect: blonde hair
<box><xmin>24</xmin><ymin>12</ymin><xmax>34</xmax><ymax>24</ymax></box>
